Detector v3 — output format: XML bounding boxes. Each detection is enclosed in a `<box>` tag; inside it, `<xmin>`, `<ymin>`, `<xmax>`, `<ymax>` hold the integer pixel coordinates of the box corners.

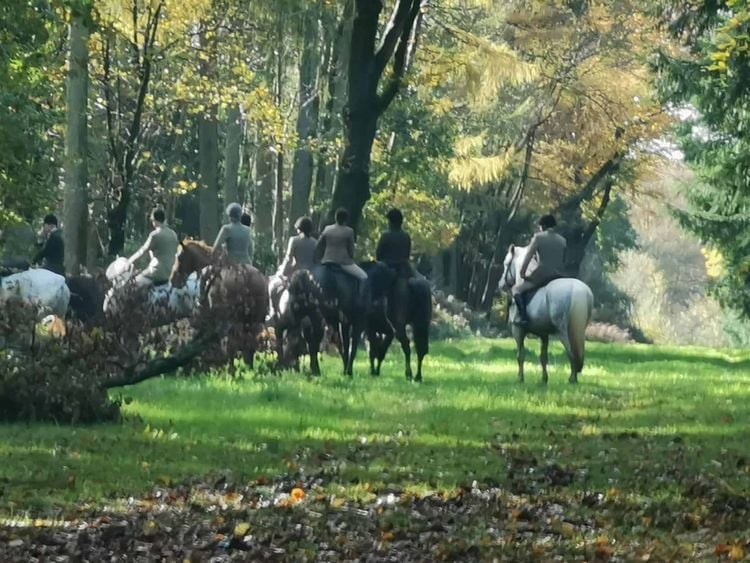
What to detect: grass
<box><xmin>1</xmin><ymin>337</ymin><xmax>749</xmax><ymax>519</ymax></box>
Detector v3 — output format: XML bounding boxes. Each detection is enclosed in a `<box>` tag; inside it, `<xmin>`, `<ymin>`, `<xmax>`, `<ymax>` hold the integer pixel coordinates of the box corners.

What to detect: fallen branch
<box><xmin>103</xmin><ymin>328</ymin><xmax>221</xmax><ymax>389</ymax></box>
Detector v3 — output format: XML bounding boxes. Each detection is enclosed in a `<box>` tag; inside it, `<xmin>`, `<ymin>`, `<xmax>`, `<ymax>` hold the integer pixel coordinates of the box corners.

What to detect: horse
<box><xmin>171</xmin><ymin>240</ymin><xmax>269</xmax><ymax>368</ymax></box>
<box><xmin>499</xmin><ymin>244</ymin><xmax>593</xmax><ymax>384</ymax></box>
<box><xmin>363</xmin><ymin>262</ymin><xmax>432</xmax><ymax>382</ymax></box>
<box><xmin>272</xmin><ymin>269</ymin><xmax>325</xmax><ymax>374</ymax></box>
<box><xmin>103</xmin><ymin>257</ymin><xmax>199</xmax><ymax>323</ymax></box>
<box><xmin>0</xmin><ymin>268</ymin><xmax>70</xmax><ymax>319</ymax></box>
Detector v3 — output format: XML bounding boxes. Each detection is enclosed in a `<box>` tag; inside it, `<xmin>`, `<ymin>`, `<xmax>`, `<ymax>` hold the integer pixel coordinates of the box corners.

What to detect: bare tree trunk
<box><xmin>254</xmin><ymin>138</ymin><xmax>275</xmax><ymax>239</ymax></box>
<box><xmin>223</xmin><ymin>105</ymin><xmax>243</xmax><ymax>207</ymax></box>
<box><xmin>329</xmin><ymin>0</ymin><xmax>422</xmax><ymax>229</ymax></box>
<box><xmin>273</xmin><ymin>38</ymin><xmax>285</xmax><ymax>258</ymax></box>
<box><xmin>314</xmin><ymin>0</ymin><xmax>354</xmax><ymax>218</ymax></box>
<box><xmin>64</xmin><ymin>8</ymin><xmax>90</xmax><ymax>275</ymax></box>
<box><xmin>198</xmin><ymin>28</ymin><xmax>220</xmax><ymax>242</ymax></box>
<box><xmin>289</xmin><ymin>4</ymin><xmax>321</xmax><ymax>232</ymax></box>
<box><xmin>198</xmin><ymin>110</ymin><xmax>220</xmax><ymax>241</ymax></box>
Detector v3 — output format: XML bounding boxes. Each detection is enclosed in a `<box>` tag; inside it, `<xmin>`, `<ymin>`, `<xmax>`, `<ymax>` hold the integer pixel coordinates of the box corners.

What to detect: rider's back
<box><xmin>217</xmin><ymin>222</ymin><xmax>253</xmax><ymax>264</ymax></box>
<box><xmin>148</xmin><ymin>226</ymin><xmax>179</xmax><ymax>280</ymax></box>
<box><xmin>318</xmin><ymin>224</ymin><xmax>354</xmax><ymax>266</ymax></box>
<box><xmin>376</xmin><ymin>228</ymin><xmax>411</xmax><ymax>268</ymax></box>
<box><xmin>530</xmin><ymin>230</ymin><xmax>566</xmax><ymax>281</ymax></box>
<box><xmin>290</xmin><ymin>235</ymin><xmax>316</xmax><ymax>271</ymax></box>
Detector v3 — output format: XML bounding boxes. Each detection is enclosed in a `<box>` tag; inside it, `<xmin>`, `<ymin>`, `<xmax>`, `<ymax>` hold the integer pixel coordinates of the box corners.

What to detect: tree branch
<box><xmin>374</xmin><ymin>0</ymin><xmax>414</xmax><ymax>78</ymax></box>
<box><xmin>103</xmin><ymin>328</ymin><xmax>220</xmax><ymax>389</ymax></box>
<box><xmin>376</xmin><ymin>0</ymin><xmax>421</xmax><ymax>114</ymax></box>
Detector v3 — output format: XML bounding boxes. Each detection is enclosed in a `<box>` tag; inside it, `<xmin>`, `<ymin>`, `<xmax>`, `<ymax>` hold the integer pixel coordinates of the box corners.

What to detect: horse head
<box><xmin>172</xmin><ymin>239</ymin><xmax>212</xmax><ymax>288</ymax></box>
<box><xmin>499</xmin><ymin>244</ymin><xmax>530</xmax><ymax>292</ymax></box>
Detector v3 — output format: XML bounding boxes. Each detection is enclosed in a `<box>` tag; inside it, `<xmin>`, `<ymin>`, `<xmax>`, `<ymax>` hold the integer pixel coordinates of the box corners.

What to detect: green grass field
<box><xmin>1</xmin><ymin>338</ymin><xmax>749</xmax><ymax>558</ymax></box>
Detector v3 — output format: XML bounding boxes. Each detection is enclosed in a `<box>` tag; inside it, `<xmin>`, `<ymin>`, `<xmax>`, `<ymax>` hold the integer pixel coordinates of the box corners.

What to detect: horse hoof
<box><xmin>415</xmin><ymin>376</ymin><xmax>422</xmax><ymax>383</ymax></box>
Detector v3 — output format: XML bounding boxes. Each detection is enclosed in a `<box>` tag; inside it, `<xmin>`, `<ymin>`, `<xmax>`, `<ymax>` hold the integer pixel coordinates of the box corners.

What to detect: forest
<box><xmin>2</xmin><ymin>0</ymin><xmax>748</xmax><ymax>345</ymax></box>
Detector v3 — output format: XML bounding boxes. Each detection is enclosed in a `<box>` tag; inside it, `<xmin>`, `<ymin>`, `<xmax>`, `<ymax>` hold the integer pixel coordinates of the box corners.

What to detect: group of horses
<box><xmin>1</xmin><ymin>241</ymin><xmax>593</xmax><ymax>384</ymax></box>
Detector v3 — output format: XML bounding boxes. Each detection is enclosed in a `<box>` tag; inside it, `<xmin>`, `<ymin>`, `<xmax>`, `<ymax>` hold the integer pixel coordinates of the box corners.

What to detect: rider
<box><xmin>33</xmin><ymin>214</ymin><xmax>65</xmax><ymax>276</ymax></box>
<box><xmin>375</xmin><ymin>208</ymin><xmax>418</xmax><ymax>279</ymax></box>
<box><xmin>513</xmin><ymin>214</ymin><xmax>567</xmax><ymax>326</ymax></box>
<box><xmin>315</xmin><ymin>208</ymin><xmax>368</xmax><ymax>299</ymax></box>
<box><xmin>127</xmin><ymin>208</ymin><xmax>179</xmax><ymax>289</ymax></box>
<box><xmin>213</xmin><ymin>203</ymin><xmax>254</xmax><ymax>265</ymax></box>
<box><xmin>280</xmin><ymin>216</ymin><xmax>317</xmax><ymax>277</ymax></box>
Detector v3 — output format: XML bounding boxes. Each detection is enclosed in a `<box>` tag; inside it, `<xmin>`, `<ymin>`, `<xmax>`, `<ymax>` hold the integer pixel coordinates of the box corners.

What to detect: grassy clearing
<box><xmin>1</xmin><ymin>337</ymin><xmax>748</xmax><ymax>519</ymax></box>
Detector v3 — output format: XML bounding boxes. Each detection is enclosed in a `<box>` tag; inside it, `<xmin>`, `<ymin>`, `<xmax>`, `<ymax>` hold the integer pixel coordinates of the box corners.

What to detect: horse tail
<box><xmin>409</xmin><ymin>278</ymin><xmax>432</xmax><ymax>356</ymax></box>
<box><xmin>567</xmin><ymin>284</ymin><xmax>593</xmax><ymax>372</ymax></box>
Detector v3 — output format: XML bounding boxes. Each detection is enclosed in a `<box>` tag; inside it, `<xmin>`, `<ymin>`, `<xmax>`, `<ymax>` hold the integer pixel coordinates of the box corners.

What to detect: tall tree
<box><xmin>329</xmin><ymin>0</ymin><xmax>423</xmax><ymax>228</ymax></box>
<box><xmin>655</xmin><ymin>0</ymin><xmax>750</xmax><ymax>316</ymax></box>
<box><xmin>289</xmin><ymin>2</ymin><xmax>321</xmax><ymax>231</ymax></box>
<box><xmin>63</xmin><ymin>1</ymin><xmax>91</xmax><ymax>274</ymax></box>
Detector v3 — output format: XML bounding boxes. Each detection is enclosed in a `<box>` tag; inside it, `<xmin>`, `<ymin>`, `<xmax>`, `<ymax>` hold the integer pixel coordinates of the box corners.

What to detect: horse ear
<box><xmin>508</xmin><ymin>244</ymin><xmax>515</xmax><ymax>254</ymax></box>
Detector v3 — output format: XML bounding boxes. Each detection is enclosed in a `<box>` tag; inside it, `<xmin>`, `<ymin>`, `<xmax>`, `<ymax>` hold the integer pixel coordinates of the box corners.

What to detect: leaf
<box><xmin>233</xmin><ymin>522</ymin><xmax>250</xmax><ymax>537</ymax></box>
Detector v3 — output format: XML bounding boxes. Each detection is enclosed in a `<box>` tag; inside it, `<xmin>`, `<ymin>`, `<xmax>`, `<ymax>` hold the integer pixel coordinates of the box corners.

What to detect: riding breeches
<box><xmin>339</xmin><ymin>263</ymin><xmax>368</xmax><ymax>281</ymax></box>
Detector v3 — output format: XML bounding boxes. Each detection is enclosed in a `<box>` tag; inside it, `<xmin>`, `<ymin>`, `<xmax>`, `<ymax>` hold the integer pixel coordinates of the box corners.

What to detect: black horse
<box><xmin>363</xmin><ymin>262</ymin><xmax>432</xmax><ymax>382</ymax></box>
<box><xmin>276</xmin><ymin>262</ymin><xmax>390</xmax><ymax>376</ymax></box>
<box><xmin>273</xmin><ymin>270</ymin><xmax>325</xmax><ymax>375</ymax></box>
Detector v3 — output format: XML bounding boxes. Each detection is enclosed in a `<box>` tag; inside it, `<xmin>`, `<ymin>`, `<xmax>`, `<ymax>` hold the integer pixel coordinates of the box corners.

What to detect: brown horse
<box><xmin>171</xmin><ymin>240</ymin><xmax>269</xmax><ymax>368</ymax></box>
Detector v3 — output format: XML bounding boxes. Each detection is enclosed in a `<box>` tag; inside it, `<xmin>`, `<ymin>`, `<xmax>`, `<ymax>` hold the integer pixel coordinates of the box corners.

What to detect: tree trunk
<box><xmin>254</xmin><ymin>140</ymin><xmax>275</xmax><ymax>238</ymax></box>
<box><xmin>223</xmin><ymin>105</ymin><xmax>243</xmax><ymax>207</ymax></box>
<box><xmin>314</xmin><ymin>0</ymin><xmax>353</xmax><ymax>217</ymax></box>
<box><xmin>328</xmin><ymin>0</ymin><xmax>422</xmax><ymax>229</ymax></box>
<box><xmin>198</xmin><ymin>110</ymin><xmax>220</xmax><ymax>241</ymax></box>
<box><xmin>274</xmin><ymin>148</ymin><xmax>285</xmax><ymax>258</ymax></box>
<box><xmin>289</xmin><ymin>5</ymin><xmax>321</xmax><ymax>232</ymax></box>
<box><xmin>63</xmin><ymin>9</ymin><xmax>90</xmax><ymax>275</ymax></box>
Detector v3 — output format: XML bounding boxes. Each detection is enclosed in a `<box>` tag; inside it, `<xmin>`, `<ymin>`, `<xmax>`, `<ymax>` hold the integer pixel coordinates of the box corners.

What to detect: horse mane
<box><xmin>183</xmin><ymin>239</ymin><xmax>212</xmax><ymax>254</ymax></box>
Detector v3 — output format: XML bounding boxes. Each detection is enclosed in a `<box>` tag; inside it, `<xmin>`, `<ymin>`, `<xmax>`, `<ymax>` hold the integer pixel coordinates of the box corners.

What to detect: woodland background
<box><xmin>2</xmin><ymin>0</ymin><xmax>750</xmax><ymax>346</ymax></box>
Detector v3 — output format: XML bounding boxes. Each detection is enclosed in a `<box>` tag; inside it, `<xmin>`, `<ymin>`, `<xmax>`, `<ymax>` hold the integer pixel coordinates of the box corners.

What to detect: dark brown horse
<box><xmin>171</xmin><ymin>240</ymin><xmax>269</xmax><ymax>368</ymax></box>
<box><xmin>364</xmin><ymin>262</ymin><xmax>432</xmax><ymax>382</ymax></box>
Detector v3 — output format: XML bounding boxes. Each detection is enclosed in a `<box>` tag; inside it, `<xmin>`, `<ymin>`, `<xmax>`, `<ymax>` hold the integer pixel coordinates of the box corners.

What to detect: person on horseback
<box><xmin>33</xmin><ymin>214</ymin><xmax>65</xmax><ymax>276</ymax></box>
<box><xmin>376</xmin><ymin>208</ymin><xmax>418</xmax><ymax>279</ymax></box>
<box><xmin>512</xmin><ymin>214</ymin><xmax>567</xmax><ymax>326</ymax></box>
<box><xmin>280</xmin><ymin>216</ymin><xmax>317</xmax><ymax>277</ymax></box>
<box><xmin>213</xmin><ymin>203</ymin><xmax>254</xmax><ymax>265</ymax></box>
<box><xmin>127</xmin><ymin>208</ymin><xmax>179</xmax><ymax>289</ymax></box>
<box><xmin>315</xmin><ymin>208</ymin><xmax>367</xmax><ymax>299</ymax></box>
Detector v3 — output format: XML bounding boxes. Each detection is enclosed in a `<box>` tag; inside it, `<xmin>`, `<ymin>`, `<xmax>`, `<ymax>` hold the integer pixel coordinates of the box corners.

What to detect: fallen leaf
<box><xmin>234</xmin><ymin>522</ymin><xmax>250</xmax><ymax>537</ymax></box>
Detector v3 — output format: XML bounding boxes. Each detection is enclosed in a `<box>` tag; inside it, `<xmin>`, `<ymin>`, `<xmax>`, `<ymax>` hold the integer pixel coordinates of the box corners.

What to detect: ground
<box><xmin>1</xmin><ymin>338</ymin><xmax>749</xmax><ymax>560</ymax></box>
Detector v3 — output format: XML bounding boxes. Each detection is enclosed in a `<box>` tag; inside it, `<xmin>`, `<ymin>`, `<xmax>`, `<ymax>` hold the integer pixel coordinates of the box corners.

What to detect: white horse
<box><xmin>499</xmin><ymin>244</ymin><xmax>593</xmax><ymax>384</ymax></box>
<box><xmin>0</xmin><ymin>269</ymin><xmax>70</xmax><ymax>319</ymax></box>
<box><xmin>103</xmin><ymin>257</ymin><xmax>199</xmax><ymax>320</ymax></box>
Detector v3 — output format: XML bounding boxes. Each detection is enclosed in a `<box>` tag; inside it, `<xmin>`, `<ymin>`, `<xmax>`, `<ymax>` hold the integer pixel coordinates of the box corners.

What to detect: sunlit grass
<box><xmin>0</xmin><ymin>338</ymin><xmax>748</xmax><ymax>516</ymax></box>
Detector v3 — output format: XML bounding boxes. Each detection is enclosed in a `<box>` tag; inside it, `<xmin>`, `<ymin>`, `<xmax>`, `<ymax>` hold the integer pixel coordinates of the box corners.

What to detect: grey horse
<box><xmin>499</xmin><ymin>244</ymin><xmax>593</xmax><ymax>384</ymax></box>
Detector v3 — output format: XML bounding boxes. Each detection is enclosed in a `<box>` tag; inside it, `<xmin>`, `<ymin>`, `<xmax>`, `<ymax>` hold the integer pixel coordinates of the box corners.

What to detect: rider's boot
<box><xmin>513</xmin><ymin>293</ymin><xmax>530</xmax><ymax>327</ymax></box>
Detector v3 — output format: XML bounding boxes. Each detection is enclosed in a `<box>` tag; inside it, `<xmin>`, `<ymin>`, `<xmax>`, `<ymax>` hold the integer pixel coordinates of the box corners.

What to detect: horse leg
<box><xmin>558</xmin><ymin>332</ymin><xmax>578</xmax><ymax>384</ymax></box>
<box><xmin>395</xmin><ymin>324</ymin><xmax>412</xmax><ymax>381</ymax></box>
<box><xmin>540</xmin><ymin>334</ymin><xmax>549</xmax><ymax>385</ymax></box>
<box><xmin>378</xmin><ymin>328</ymin><xmax>394</xmax><ymax>376</ymax></box>
<box><xmin>347</xmin><ymin>322</ymin><xmax>363</xmax><ymax>377</ymax></box>
<box><xmin>512</xmin><ymin>325</ymin><xmax>526</xmax><ymax>383</ymax></box>
<box><xmin>305</xmin><ymin>313</ymin><xmax>323</xmax><ymax>377</ymax></box>
<box><xmin>367</xmin><ymin>325</ymin><xmax>380</xmax><ymax>376</ymax></box>
<box><xmin>413</xmin><ymin>321</ymin><xmax>429</xmax><ymax>383</ymax></box>
<box><xmin>340</xmin><ymin>322</ymin><xmax>352</xmax><ymax>376</ymax></box>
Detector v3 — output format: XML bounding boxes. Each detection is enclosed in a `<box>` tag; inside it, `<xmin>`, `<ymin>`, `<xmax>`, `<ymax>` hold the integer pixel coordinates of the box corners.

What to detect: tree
<box><xmin>329</xmin><ymin>0</ymin><xmax>423</xmax><ymax>229</ymax></box>
<box><xmin>63</xmin><ymin>1</ymin><xmax>92</xmax><ymax>274</ymax></box>
<box><xmin>655</xmin><ymin>0</ymin><xmax>750</xmax><ymax>316</ymax></box>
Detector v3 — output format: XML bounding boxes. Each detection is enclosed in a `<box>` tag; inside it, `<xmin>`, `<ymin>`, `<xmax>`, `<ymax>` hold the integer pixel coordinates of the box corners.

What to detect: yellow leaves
<box><xmin>716</xmin><ymin>543</ymin><xmax>746</xmax><ymax>561</ymax></box>
<box><xmin>233</xmin><ymin>522</ymin><xmax>250</xmax><ymax>537</ymax></box>
<box><xmin>454</xmin><ymin>133</ymin><xmax>486</xmax><ymax>157</ymax></box>
<box><xmin>290</xmin><ymin>487</ymin><xmax>306</xmax><ymax>502</ymax></box>
<box><xmin>448</xmin><ymin>151</ymin><xmax>514</xmax><ymax>190</ymax></box>
<box><xmin>702</xmin><ymin>247</ymin><xmax>726</xmax><ymax>279</ymax></box>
